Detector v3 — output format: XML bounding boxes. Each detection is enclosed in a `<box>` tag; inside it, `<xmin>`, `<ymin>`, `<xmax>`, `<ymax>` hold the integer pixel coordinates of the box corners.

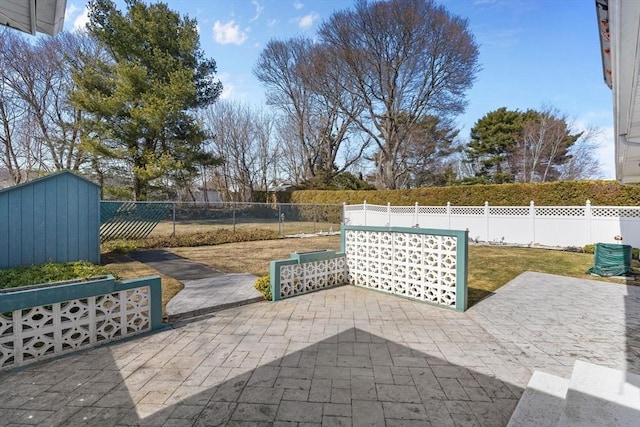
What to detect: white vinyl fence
<box><xmin>343</xmin><ymin>201</ymin><xmax>640</xmax><ymax>248</ymax></box>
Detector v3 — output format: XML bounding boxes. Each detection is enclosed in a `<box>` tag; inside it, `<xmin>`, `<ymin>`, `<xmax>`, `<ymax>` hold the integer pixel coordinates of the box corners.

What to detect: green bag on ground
<box><xmin>586</xmin><ymin>243</ymin><xmax>633</xmax><ymax>276</ymax></box>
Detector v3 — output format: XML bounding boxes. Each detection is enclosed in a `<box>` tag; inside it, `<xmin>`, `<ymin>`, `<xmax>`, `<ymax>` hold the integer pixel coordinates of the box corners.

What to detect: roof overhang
<box><xmin>0</xmin><ymin>0</ymin><xmax>67</xmax><ymax>36</ymax></box>
<box><xmin>598</xmin><ymin>0</ymin><xmax>640</xmax><ymax>183</ymax></box>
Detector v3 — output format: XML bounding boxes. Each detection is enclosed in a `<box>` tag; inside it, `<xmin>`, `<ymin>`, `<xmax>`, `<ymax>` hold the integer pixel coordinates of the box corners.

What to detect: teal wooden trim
<box><xmin>0</xmin><ymin>276</ymin><xmax>115</xmax><ymax>312</ymax></box>
<box><xmin>118</xmin><ymin>276</ymin><xmax>163</xmax><ymax>330</ymax></box>
<box><xmin>455</xmin><ymin>229</ymin><xmax>469</xmax><ymax>312</ymax></box>
<box><xmin>0</xmin><ymin>275</ymin><xmax>163</xmax><ymax>328</ymax></box>
<box><xmin>343</xmin><ymin>224</ymin><xmax>468</xmax><ymax>239</ymax></box>
<box><xmin>0</xmin><ymin>170</ymin><xmax>98</xmax><ymax>196</ymax></box>
<box><xmin>291</xmin><ymin>250</ymin><xmax>340</xmax><ymax>263</ymax></box>
<box><xmin>269</xmin><ymin>258</ymin><xmax>297</xmax><ymax>301</ymax></box>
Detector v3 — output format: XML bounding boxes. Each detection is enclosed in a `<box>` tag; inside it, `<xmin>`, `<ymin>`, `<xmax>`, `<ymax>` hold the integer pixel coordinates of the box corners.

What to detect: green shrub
<box><xmin>105</xmin><ymin>228</ymin><xmax>281</xmax><ymax>249</ymax></box>
<box><xmin>0</xmin><ymin>261</ymin><xmax>115</xmax><ymax>290</ymax></box>
<box><xmin>102</xmin><ymin>240</ymin><xmax>138</xmax><ymax>254</ymax></box>
<box><xmin>289</xmin><ymin>181</ymin><xmax>640</xmax><ymax>207</ymax></box>
<box><xmin>144</xmin><ymin>228</ymin><xmax>279</xmax><ymax>248</ymax></box>
<box><xmin>254</xmin><ymin>275</ymin><xmax>271</xmax><ymax>300</ymax></box>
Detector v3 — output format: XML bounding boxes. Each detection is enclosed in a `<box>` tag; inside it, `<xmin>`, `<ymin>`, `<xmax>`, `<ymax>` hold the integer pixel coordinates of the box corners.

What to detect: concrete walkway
<box><xmin>0</xmin><ymin>272</ymin><xmax>637</xmax><ymax>426</ymax></box>
<box><xmin>129</xmin><ymin>249</ymin><xmax>262</xmax><ymax>321</ymax></box>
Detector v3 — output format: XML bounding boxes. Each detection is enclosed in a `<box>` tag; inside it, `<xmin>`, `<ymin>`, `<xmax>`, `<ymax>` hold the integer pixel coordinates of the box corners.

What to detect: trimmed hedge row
<box><xmin>285</xmin><ymin>181</ymin><xmax>640</xmax><ymax>206</ymax></box>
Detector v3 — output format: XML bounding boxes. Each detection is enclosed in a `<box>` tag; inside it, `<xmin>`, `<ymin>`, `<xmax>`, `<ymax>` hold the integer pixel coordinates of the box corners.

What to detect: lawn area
<box><xmin>101</xmin><ymin>252</ymin><xmax>183</xmax><ymax>316</ymax></box>
<box><xmin>170</xmin><ymin>235</ymin><xmax>342</xmax><ymax>276</ymax></box>
<box><xmin>149</xmin><ymin>219</ymin><xmax>342</xmax><ymax>239</ymax></box>
<box><xmin>170</xmin><ymin>235</ymin><xmax>631</xmax><ymax>306</ymax></box>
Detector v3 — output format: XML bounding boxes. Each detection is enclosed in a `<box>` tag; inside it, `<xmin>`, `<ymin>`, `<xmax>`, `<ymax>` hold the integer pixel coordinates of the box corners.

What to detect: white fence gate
<box><xmin>343</xmin><ymin>201</ymin><xmax>640</xmax><ymax>248</ymax></box>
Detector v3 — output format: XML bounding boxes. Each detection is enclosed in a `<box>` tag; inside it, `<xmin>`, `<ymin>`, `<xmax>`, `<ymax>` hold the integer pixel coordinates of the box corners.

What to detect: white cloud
<box><xmin>268</xmin><ymin>19</ymin><xmax>278</xmax><ymax>28</ymax></box>
<box><xmin>293</xmin><ymin>1</ymin><xmax>304</xmax><ymax>10</ymax></box>
<box><xmin>213</xmin><ymin>20</ymin><xmax>248</xmax><ymax>45</ymax></box>
<box><xmin>64</xmin><ymin>3</ymin><xmax>90</xmax><ymax>32</ymax></box>
<box><xmin>251</xmin><ymin>0</ymin><xmax>264</xmax><ymax>22</ymax></box>
<box><xmin>297</xmin><ymin>12</ymin><xmax>319</xmax><ymax>30</ymax></box>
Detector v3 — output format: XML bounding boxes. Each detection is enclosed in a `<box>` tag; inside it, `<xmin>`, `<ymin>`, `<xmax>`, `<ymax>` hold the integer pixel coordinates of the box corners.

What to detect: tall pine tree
<box><xmin>72</xmin><ymin>0</ymin><xmax>222</xmax><ymax>199</ymax></box>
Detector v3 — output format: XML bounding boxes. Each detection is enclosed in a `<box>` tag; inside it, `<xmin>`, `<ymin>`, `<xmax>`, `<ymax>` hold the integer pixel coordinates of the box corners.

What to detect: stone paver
<box><xmin>0</xmin><ymin>272</ymin><xmax>637</xmax><ymax>426</ymax></box>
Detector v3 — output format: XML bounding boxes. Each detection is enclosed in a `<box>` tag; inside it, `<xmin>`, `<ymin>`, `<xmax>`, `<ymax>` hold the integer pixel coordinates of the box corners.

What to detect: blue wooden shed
<box><xmin>0</xmin><ymin>171</ymin><xmax>100</xmax><ymax>269</ymax></box>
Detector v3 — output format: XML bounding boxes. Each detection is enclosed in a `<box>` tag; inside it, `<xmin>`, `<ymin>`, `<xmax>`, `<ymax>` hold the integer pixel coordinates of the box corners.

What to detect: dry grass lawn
<box><xmin>101</xmin><ymin>252</ymin><xmax>184</xmax><ymax>316</ymax></box>
<box><xmin>150</xmin><ymin>220</ymin><xmax>342</xmax><ymax>239</ymax></box>
<box><xmin>170</xmin><ymin>235</ymin><xmax>342</xmax><ymax>276</ymax></box>
<box><xmin>171</xmin><ymin>237</ymin><xmax>634</xmax><ymax>307</ymax></box>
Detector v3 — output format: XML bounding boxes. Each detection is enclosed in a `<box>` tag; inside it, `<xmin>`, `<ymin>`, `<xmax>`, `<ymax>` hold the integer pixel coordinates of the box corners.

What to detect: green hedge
<box><xmin>287</xmin><ymin>181</ymin><xmax>640</xmax><ymax>206</ymax></box>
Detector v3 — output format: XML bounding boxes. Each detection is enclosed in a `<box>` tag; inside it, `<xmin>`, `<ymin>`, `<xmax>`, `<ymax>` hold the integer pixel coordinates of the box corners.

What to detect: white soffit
<box><xmin>0</xmin><ymin>0</ymin><xmax>67</xmax><ymax>36</ymax></box>
<box><xmin>599</xmin><ymin>0</ymin><xmax>640</xmax><ymax>183</ymax></box>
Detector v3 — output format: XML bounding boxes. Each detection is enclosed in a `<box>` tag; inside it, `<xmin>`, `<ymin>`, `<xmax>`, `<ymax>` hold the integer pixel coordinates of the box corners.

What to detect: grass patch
<box><xmin>171</xmin><ymin>236</ymin><xmax>634</xmax><ymax>307</ymax></box>
<box><xmin>103</xmin><ymin>228</ymin><xmax>280</xmax><ymax>251</ymax></box>
<box><xmin>0</xmin><ymin>261</ymin><xmax>115</xmax><ymax>290</ymax></box>
<box><xmin>170</xmin><ymin>235</ymin><xmax>342</xmax><ymax>276</ymax></box>
<box><xmin>101</xmin><ymin>252</ymin><xmax>183</xmax><ymax>316</ymax></box>
<box><xmin>149</xmin><ymin>219</ymin><xmax>341</xmax><ymax>239</ymax></box>
<box><xmin>467</xmin><ymin>246</ymin><xmax>599</xmax><ymax>305</ymax></box>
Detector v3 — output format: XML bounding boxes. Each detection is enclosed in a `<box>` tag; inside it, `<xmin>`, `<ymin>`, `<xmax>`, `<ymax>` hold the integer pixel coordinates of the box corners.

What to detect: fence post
<box><xmin>233</xmin><ymin>202</ymin><xmax>237</xmax><ymax>233</ymax></box>
<box><xmin>278</xmin><ymin>203</ymin><xmax>282</xmax><ymax>236</ymax></box>
<box><xmin>484</xmin><ymin>201</ymin><xmax>489</xmax><ymax>241</ymax></box>
<box><xmin>414</xmin><ymin>202</ymin><xmax>419</xmax><ymax>227</ymax></box>
<box><xmin>342</xmin><ymin>202</ymin><xmax>346</xmax><ymax>226</ymax></box>
<box><xmin>314</xmin><ymin>204</ymin><xmax>317</xmax><ymax>233</ymax></box>
<box><xmin>530</xmin><ymin>200</ymin><xmax>535</xmax><ymax>246</ymax></box>
<box><xmin>446</xmin><ymin>201</ymin><xmax>451</xmax><ymax>229</ymax></box>
<box><xmin>363</xmin><ymin>200</ymin><xmax>367</xmax><ymax>226</ymax></box>
<box><xmin>172</xmin><ymin>202</ymin><xmax>176</xmax><ymax>237</ymax></box>
<box><xmin>586</xmin><ymin>200</ymin><xmax>592</xmax><ymax>245</ymax></box>
<box><xmin>387</xmin><ymin>202</ymin><xmax>391</xmax><ymax>228</ymax></box>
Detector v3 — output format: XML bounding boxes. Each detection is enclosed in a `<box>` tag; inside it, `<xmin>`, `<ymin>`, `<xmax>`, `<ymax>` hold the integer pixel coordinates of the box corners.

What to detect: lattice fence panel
<box><xmin>0</xmin><ymin>286</ymin><xmax>151</xmax><ymax>370</ymax></box>
<box><xmin>419</xmin><ymin>207</ymin><xmax>447</xmax><ymax>214</ymax></box>
<box><xmin>535</xmin><ymin>207</ymin><xmax>585</xmax><ymax>217</ymax></box>
<box><xmin>344</xmin><ymin>229</ymin><xmax>458</xmax><ymax>308</ymax></box>
<box><xmin>592</xmin><ymin>207</ymin><xmax>640</xmax><ymax>218</ymax></box>
<box><xmin>451</xmin><ymin>207</ymin><xmax>485</xmax><ymax>215</ymax></box>
<box><xmin>489</xmin><ymin>207</ymin><xmax>530</xmax><ymax>216</ymax></box>
<box><xmin>279</xmin><ymin>258</ymin><xmax>347</xmax><ymax>299</ymax></box>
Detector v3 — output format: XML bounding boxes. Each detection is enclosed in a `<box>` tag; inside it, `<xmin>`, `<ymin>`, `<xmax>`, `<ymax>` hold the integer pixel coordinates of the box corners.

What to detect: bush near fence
<box><xmin>287</xmin><ymin>181</ymin><xmax>640</xmax><ymax>206</ymax></box>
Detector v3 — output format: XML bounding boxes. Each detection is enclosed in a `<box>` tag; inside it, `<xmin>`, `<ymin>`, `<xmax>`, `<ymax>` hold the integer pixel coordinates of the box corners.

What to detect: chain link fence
<box><xmin>100</xmin><ymin>201</ymin><xmax>343</xmax><ymax>241</ymax></box>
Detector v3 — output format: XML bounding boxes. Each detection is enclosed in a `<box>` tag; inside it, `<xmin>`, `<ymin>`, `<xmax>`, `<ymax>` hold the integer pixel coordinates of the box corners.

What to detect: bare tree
<box><xmin>316</xmin><ymin>0</ymin><xmax>479</xmax><ymax>189</ymax></box>
<box><xmin>0</xmin><ymin>29</ymin><xmax>95</xmax><ymax>184</ymax></box>
<box><xmin>201</xmin><ymin>100</ymin><xmax>277</xmax><ymax>201</ymax></box>
<box><xmin>254</xmin><ymin>37</ymin><xmax>366</xmax><ymax>187</ymax></box>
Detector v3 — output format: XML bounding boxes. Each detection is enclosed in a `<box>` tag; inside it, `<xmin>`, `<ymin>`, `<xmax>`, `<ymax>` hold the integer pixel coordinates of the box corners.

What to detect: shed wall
<box><xmin>0</xmin><ymin>172</ymin><xmax>100</xmax><ymax>268</ymax></box>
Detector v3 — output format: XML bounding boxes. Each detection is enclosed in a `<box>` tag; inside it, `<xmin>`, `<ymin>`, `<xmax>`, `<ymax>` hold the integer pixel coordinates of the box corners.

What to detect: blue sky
<box><xmin>64</xmin><ymin>0</ymin><xmax>615</xmax><ymax>178</ymax></box>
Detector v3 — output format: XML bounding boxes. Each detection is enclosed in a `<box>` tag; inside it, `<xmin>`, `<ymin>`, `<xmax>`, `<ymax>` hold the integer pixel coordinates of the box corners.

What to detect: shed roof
<box><xmin>0</xmin><ymin>171</ymin><xmax>99</xmax><ymax>196</ymax></box>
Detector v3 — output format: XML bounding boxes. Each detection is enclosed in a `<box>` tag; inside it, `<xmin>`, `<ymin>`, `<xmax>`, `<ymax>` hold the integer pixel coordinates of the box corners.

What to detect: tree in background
<box><xmin>200</xmin><ymin>100</ymin><xmax>276</xmax><ymax>202</ymax></box>
<box><xmin>71</xmin><ymin>0</ymin><xmax>222</xmax><ymax>200</ymax></box>
<box><xmin>0</xmin><ymin>29</ymin><xmax>92</xmax><ymax>185</ymax></box>
<box><xmin>316</xmin><ymin>0</ymin><xmax>479</xmax><ymax>189</ymax></box>
<box><xmin>464</xmin><ymin>107</ymin><xmax>530</xmax><ymax>183</ymax></box>
<box><xmin>393</xmin><ymin>115</ymin><xmax>459</xmax><ymax>187</ymax></box>
<box><xmin>464</xmin><ymin>106</ymin><xmax>600</xmax><ymax>183</ymax></box>
<box><xmin>254</xmin><ymin>37</ymin><xmax>366</xmax><ymax>187</ymax></box>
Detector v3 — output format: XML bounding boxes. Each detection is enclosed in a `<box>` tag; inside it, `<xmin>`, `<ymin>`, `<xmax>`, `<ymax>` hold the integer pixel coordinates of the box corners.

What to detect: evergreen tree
<box><xmin>72</xmin><ymin>0</ymin><xmax>222</xmax><ymax>199</ymax></box>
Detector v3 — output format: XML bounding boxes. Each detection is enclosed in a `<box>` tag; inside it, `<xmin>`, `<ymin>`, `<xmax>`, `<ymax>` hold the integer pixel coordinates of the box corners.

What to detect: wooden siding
<box><xmin>0</xmin><ymin>171</ymin><xmax>100</xmax><ymax>269</ymax></box>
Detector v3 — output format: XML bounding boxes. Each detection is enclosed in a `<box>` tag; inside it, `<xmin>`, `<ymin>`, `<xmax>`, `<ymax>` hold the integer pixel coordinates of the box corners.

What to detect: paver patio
<box><xmin>0</xmin><ymin>271</ymin><xmax>637</xmax><ymax>426</ymax></box>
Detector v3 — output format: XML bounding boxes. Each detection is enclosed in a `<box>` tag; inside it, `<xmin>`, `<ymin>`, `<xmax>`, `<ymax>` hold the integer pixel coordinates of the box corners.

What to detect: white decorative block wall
<box><xmin>278</xmin><ymin>257</ymin><xmax>347</xmax><ymax>299</ymax></box>
<box><xmin>344</xmin><ymin>228</ymin><xmax>459</xmax><ymax>308</ymax></box>
<box><xmin>0</xmin><ymin>286</ymin><xmax>151</xmax><ymax>370</ymax></box>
